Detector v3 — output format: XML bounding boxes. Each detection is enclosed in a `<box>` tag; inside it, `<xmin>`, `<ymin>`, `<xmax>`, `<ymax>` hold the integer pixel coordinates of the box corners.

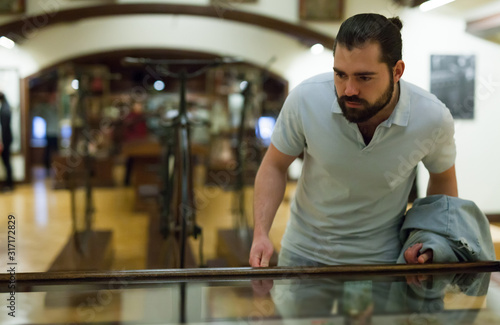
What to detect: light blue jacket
<box><xmin>397</xmin><ymin>195</ymin><xmax>496</xmax><ymax>263</ymax></box>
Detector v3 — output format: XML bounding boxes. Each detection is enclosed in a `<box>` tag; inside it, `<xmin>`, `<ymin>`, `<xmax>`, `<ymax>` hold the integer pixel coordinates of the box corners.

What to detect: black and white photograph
<box><xmin>430</xmin><ymin>54</ymin><xmax>476</xmax><ymax>119</ymax></box>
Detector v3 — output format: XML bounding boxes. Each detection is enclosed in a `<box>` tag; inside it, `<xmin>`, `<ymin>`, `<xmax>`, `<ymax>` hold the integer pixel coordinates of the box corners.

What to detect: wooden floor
<box><xmin>0</xmin><ymin>166</ymin><xmax>294</xmax><ymax>272</ymax></box>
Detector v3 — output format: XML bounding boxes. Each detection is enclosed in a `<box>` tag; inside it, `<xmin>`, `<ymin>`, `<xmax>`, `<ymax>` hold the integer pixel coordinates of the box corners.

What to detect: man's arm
<box><xmin>249</xmin><ymin>143</ymin><xmax>297</xmax><ymax>267</ymax></box>
<box><xmin>427</xmin><ymin>164</ymin><xmax>458</xmax><ymax>197</ymax></box>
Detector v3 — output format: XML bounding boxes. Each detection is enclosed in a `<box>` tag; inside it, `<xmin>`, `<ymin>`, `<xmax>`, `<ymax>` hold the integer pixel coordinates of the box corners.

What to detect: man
<box><xmin>122</xmin><ymin>100</ymin><xmax>149</xmax><ymax>186</ymax></box>
<box><xmin>0</xmin><ymin>91</ymin><xmax>14</xmax><ymax>192</ymax></box>
<box><xmin>249</xmin><ymin>13</ymin><xmax>458</xmax><ymax>268</ymax></box>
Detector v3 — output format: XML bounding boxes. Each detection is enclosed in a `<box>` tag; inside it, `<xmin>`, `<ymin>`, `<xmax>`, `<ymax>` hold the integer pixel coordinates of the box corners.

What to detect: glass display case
<box><xmin>1</xmin><ymin>262</ymin><xmax>499</xmax><ymax>324</ymax></box>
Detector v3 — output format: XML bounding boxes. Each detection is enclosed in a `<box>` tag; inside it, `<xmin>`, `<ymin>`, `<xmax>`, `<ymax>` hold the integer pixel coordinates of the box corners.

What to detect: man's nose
<box><xmin>344</xmin><ymin>79</ymin><xmax>359</xmax><ymax>97</ymax></box>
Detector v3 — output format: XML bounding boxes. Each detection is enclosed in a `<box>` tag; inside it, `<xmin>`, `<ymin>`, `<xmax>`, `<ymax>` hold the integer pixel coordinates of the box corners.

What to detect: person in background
<box><xmin>123</xmin><ymin>100</ymin><xmax>149</xmax><ymax>186</ymax></box>
<box><xmin>43</xmin><ymin>97</ymin><xmax>59</xmax><ymax>176</ymax></box>
<box><xmin>0</xmin><ymin>91</ymin><xmax>14</xmax><ymax>192</ymax></box>
<box><xmin>123</xmin><ymin>101</ymin><xmax>148</xmax><ymax>141</ymax></box>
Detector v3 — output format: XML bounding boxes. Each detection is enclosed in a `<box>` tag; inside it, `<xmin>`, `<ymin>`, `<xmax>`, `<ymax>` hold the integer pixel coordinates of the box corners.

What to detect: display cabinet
<box><xmin>1</xmin><ymin>262</ymin><xmax>499</xmax><ymax>324</ymax></box>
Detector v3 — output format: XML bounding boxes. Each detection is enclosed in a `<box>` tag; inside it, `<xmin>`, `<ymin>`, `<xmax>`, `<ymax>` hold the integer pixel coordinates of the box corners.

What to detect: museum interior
<box><xmin>1</xmin><ymin>0</ymin><xmax>500</xmax><ymax>324</ymax></box>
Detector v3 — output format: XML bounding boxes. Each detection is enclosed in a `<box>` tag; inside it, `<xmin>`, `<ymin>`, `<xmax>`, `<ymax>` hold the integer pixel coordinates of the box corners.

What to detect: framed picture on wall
<box><xmin>300</xmin><ymin>0</ymin><xmax>343</xmax><ymax>21</ymax></box>
<box><xmin>430</xmin><ymin>55</ymin><xmax>475</xmax><ymax>119</ymax></box>
<box><xmin>0</xmin><ymin>0</ymin><xmax>25</xmax><ymax>14</ymax></box>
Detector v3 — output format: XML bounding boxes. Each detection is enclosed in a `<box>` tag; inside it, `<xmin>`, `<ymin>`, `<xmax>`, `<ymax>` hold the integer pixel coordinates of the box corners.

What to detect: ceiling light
<box><xmin>419</xmin><ymin>0</ymin><xmax>456</xmax><ymax>12</ymax></box>
<box><xmin>239</xmin><ymin>80</ymin><xmax>249</xmax><ymax>91</ymax></box>
<box><xmin>310</xmin><ymin>43</ymin><xmax>324</xmax><ymax>55</ymax></box>
<box><xmin>153</xmin><ymin>80</ymin><xmax>165</xmax><ymax>91</ymax></box>
<box><xmin>0</xmin><ymin>36</ymin><xmax>15</xmax><ymax>49</ymax></box>
<box><xmin>71</xmin><ymin>79</ymin><xmax>79</xmax><ymax>90</ymax></box>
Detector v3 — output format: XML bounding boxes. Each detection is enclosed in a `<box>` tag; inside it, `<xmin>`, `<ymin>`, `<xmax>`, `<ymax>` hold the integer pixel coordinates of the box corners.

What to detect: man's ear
<box><xmin>393</xmin><ymin>60</ymin><xmax>405</xmax><ymax>83</ymax></box>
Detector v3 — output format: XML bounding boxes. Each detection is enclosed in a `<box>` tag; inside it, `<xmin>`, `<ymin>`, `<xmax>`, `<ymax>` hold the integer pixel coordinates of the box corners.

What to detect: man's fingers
<box><xmin>405</xmin><ymin>243</ymin><xmax>423</xmax><ymax>264</ymax></box>
<box><xmin>249</xmin><ymin>254</ymin><xmax>262</xmax><ymax>267</ymax></box>
<box><xmin>249</xmin><ymin>250</ymin><xmax>272</xmax><ymax>267</ymax></box>
<box><xmin>405</xmin><ymin>245</ymin><xmax>433</xmax><ymax>286</ymax></box>
<box><xmin>260</xmin><ymin>250</ymin><xmax>272</xmax><ymax>267</ymax></box>
<box><xmin>249</xmin><ymin>237</ymin><xmax>273</xmax><ymax>267</ymax></box>
<box><xmin>417</xmin><ymin>249</ymin><xmax>433</xmax><ymax>264</ymax></box>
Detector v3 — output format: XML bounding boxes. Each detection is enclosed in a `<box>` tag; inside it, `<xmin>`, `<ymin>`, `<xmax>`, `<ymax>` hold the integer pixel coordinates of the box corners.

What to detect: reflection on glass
<box><xmin>268</xmin><ymin>272</ymin><xmax>492</xmax><ymax>324</ymax></box>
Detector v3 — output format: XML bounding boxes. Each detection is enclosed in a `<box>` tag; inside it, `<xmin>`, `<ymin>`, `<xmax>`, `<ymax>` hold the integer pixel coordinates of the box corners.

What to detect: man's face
<box><xmin>333</xmin><ymin>42</ymin><xmax>395</xmax><ymax>123</ymax></box>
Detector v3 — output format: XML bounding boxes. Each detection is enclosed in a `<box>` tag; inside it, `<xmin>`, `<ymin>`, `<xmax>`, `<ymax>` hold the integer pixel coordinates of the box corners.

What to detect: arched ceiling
<box><xmin>0</xmin><ymin>4</ymin><xmax>335</xmax><ymax>48</ymax></box>
<box><xmin>0</xmin><ymin>4</ymin><xmax>336</xmax><ymax>84</ymax></box>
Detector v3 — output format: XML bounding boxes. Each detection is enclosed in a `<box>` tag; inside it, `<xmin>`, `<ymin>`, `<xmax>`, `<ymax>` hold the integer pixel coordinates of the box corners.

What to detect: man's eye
<box><xmin>335</xmin><ymin>73</ymin><xmax>346</xmax><ymax>79</ymax></box>
<box><xmin>360</xmin><ymin>76</ymin><xmax>372</xmax><ymax>81</ymax></box>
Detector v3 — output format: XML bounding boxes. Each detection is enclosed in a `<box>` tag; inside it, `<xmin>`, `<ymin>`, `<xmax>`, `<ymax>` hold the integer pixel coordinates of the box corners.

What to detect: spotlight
<box><xmin>0</xmin><ymin>36</ymin><xmax>15</xmax><ymax>49</ymax></box>
<box><xmin>310</xmin><ymin>43</ymin><xmax>324</xmax><ymax>55</ymax></box>
<box><xmin>420</xmin><ymin>0</ymin><xmax>455</xmax><ymax>12</ymax></box>
<box><xmin>154</xmin><ymin>80</ymin><xmax>165</xmax><ymax>91</ymax></box>
<box><xmin>239</xmin><ymin>80</ymin><xmax>249</xmax><ymax>91</ymax></box>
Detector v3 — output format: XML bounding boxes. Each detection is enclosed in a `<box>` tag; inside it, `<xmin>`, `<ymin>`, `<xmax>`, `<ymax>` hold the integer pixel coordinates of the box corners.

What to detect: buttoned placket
<box><xmin>347</xmin><ymin>120</ymin><xmax>392</xmax><ymax>152</ymax></box>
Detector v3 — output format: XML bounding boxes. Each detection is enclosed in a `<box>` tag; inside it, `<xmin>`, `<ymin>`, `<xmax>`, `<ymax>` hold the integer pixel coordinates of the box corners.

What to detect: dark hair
<box><xmin>333</xmin><ymin>13</ymin><xmax>403</xmax><ymax>68</ymax></box>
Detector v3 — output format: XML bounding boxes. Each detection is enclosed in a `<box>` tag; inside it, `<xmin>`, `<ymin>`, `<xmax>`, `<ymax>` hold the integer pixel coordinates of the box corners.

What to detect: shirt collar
<box><xmin>387</xmin><ymin>79</ymin><xmax>410</xmax><ymax>127</ymax></box>
<box><xmin>331</xmin><ymin>81</ymin><xmax>342</xmax><ymax>114</ymax></box>
<box><xmin>330</xmin><ymin>79</ymin><xmax>411</xmax><ymax>127</ymax></box>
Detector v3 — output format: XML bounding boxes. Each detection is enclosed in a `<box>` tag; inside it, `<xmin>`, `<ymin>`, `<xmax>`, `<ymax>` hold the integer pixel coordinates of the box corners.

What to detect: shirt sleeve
<box><xmin>270</xmin><ymin>86</ymin><xmax>306</xmax><ymax>157</ymax></box>
<box><xmin>421</xmin><ymin>106</ymin><xmax>456</xmax><ymax>174</ymax></box>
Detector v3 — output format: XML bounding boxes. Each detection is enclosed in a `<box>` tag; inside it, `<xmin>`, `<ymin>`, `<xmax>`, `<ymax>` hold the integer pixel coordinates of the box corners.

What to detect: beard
<box><xmin>337</xmin><ymin>80</ymin><xmax>394</xmax><ymax>123</ymax></box>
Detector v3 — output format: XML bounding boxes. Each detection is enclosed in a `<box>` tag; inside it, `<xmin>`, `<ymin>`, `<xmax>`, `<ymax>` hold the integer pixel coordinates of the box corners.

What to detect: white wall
<box><xmin>400</xmin><ymin>8</ymin><xmax>500</xmax><ymax>213</ymax></box>
<box><xmin>0</xmin><ymin>45</ymin><xmax>37</xmax><ymax>77</ymax></box>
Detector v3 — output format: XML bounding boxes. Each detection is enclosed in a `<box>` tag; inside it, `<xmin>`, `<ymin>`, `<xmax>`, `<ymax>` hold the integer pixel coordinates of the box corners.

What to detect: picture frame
<box><xmin>430</xmin><ymin>55</ymin><xmax>475</xmax><ymax>119</ymax></box>
<box><xmin>300</xmin><ymin>0</ymin><xmax>343</xmax><ymax>21</ymax></box>
<box><xmin>0</xmin><ymin>0</ymin><xmax>25</xmax><ymax>14</ymax></box>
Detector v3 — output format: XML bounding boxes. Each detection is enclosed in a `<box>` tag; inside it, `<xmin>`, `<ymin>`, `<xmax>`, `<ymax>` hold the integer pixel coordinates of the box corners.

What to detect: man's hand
<box><xmin>249</xmin><ymin>235</ymin><xmax>274</xmax><ymax>267</ymax></box>
<box><xmin>404</xmin><ymin>243</ymin><xmax>433</xmax><ymax>286</ymax></box>
<box><xmin>404</xmin><ymin>243</ymin><xmax>433</xmax><ymax>264</ymax></box>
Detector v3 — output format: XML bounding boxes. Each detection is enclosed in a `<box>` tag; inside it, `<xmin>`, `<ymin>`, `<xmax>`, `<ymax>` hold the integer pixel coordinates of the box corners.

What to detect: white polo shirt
<box><xmin>271</xmin><ymin>72</ymin><xmax>456</xmax><ymax>265</ymax></box>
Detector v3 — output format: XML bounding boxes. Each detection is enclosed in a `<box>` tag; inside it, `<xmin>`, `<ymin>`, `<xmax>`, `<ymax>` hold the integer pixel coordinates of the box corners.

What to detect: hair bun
<box><xmin>388</xmin><ymin>17</ymin><xmax>403</xmax><ymax>31</ymax></box>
